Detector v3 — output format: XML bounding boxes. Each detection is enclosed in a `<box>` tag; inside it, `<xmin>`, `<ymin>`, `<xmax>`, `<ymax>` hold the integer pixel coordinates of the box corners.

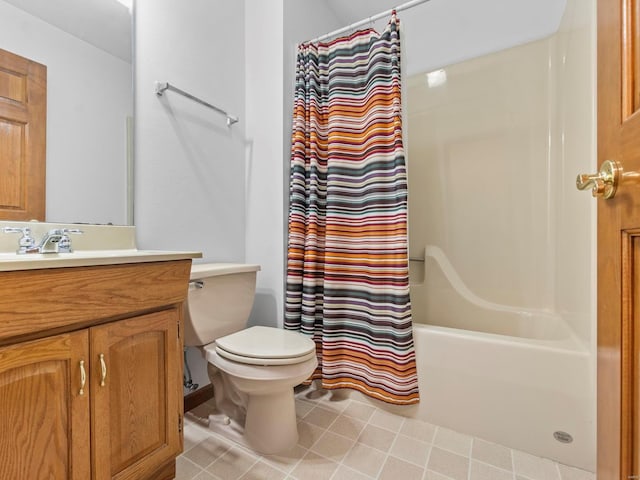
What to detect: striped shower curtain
<box><xmin>285</xmin><ymin>13</ymin><xmax>419</xmax><ymax>405</ymax></box>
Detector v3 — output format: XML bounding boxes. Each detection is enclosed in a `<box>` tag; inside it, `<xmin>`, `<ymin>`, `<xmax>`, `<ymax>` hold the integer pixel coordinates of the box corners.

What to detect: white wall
<box><xmin>0</xmin><ymin>0</ymin><xmax>131</xmax><ymax>224</ymax></box>
<box><xmin>244</xmin><ymin>0</ymin><xmax>285</xmax><ymax>328</ymax></box>
<box><xmin>134</xmin><ymin>0</ymin><xmax>245</xmax><ymax>259</ymax></box>
<box><xmin>135</xmin><ymin>0</ymin><xmax>246</xmax><ymax>391</ymax></box>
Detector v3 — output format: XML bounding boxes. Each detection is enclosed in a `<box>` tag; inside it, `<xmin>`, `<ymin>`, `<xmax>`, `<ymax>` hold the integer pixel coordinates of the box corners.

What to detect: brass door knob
<box><xmin>576</xmin><ymin>160</ymin><xmax>621</xmax><ymax>199</ymax></box>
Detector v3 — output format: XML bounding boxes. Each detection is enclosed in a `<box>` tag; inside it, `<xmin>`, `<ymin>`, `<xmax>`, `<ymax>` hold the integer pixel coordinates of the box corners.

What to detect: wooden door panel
<box><xmin>621</xmin><ymin>230</ymin><xmax>640</xmax><ymax>475</ymax></box>
<box><xmin>108</xmin><ymin>330</ymin><xmax>167</xmax><ymax>471</ymax></box>
<box><xmin>623</xmin><ymin>0</ymin><xmax>640</xmax><ymax>116</ymax></box>
<box><xmin>0</xmin><ymin>118</ymin><xmax>26</xmax><ymax>209</ymax></box>
<box><xmin>91</xmin><ymin>309</ymin><xmax>181</xmax><ymax>480</ymax></box>
<box><xmin>630</xmin><ymin>232</ymin><xmax>640</xmax><ymax>474</ymax></box>
<box><xmin>0</xmin><ymin>48</ymin><xmax>46</xmax><ymax>221</ymax></box>
<box><xmin>599</xmin><ymin>0</ymin><xmax>640</xmax><ymax>477</ymax></box>
<box><xmin>0</xmin><ymin>331</ymin><xmax>90</xmax><ymax>480</ymax></box>
<box><xmin>0</xmin><ymin>66</ymin><xmax>26</xmax><ymax>103</ymax></box>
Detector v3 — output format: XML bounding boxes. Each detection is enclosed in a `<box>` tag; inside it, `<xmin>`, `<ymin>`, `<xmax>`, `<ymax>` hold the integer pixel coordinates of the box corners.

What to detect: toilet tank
<box><xmin>183</xmin><ymin>263</ymin><xmax>261</xmax><ymax>347</ymax></box>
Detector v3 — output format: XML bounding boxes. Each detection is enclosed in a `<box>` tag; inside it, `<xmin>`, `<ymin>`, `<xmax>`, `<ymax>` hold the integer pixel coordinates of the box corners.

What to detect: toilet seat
<box><xmin>214</xmin><ymin>326</ymin><xmax>316</xmax><ymax>366</ymax></box>
<box><xmin>204</xmin><ymin>347</ymin><xmax>318</xmax><ymax>382</ymax></box>
<box><xmin>215</xmin><ymin>347</ymin><xmax>316</xmax><ymax>366</ymax></box>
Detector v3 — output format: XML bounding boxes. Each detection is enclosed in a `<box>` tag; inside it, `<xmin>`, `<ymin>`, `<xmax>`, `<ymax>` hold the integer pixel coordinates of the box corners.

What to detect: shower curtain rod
<box><xmin>304</xmin><ymin>0</ymin><xmax>432</xmax><ymax>44</ymax></box>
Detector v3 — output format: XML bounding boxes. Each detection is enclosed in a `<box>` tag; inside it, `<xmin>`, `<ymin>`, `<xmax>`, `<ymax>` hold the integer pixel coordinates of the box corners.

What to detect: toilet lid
<box><xmin>214</xmin><ymin>346</ymin><xmax>317</xmax><ymax>366</ymax></box>
<box><xmin>215</xmin><ymin>326</ymin><xmax>316</xmax><ymax>365</ymax></box>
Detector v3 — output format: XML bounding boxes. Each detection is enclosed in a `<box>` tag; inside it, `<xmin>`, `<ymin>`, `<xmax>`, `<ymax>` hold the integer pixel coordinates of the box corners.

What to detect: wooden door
<box><xmin>90</xmin><ymin>309</ymin><xmax>182</xmax><ymax>480</ymax></box>
<box><xmin>598</xmin><ymin>0</ymin><xmax>640</xmax><ymax>477</ymax></box>
<box><xmin>0</xmin><ymin>331</ymin><xmax>90</xmax><ymax>480</ymax></box>
<box><xmin>0</xmin><ymin>48</ymin><xmax>46</xmax><ymax>221</ymax></box>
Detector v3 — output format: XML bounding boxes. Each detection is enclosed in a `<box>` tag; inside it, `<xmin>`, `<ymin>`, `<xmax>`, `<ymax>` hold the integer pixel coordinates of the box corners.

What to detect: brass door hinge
<box><xmin>178</xmin><ymin>414</ymin><xmax>183</xmax><ymax>434</ymax></box>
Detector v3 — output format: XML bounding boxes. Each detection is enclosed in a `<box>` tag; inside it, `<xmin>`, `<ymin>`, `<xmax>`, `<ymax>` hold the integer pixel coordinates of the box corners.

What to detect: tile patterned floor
<box><xmin>177</xmin><ymin>389</ymin><xmax>594</xmax><ymax>480</ymax></box>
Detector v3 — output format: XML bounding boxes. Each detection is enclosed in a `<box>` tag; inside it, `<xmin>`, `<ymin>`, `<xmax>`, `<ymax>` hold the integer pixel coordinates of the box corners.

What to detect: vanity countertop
<box><xmin>0</xmin><ymin>249</ymin><xmax>202</xmax><ymax>271</ymax></box>
<box><xmin>0</xmin><ymin>220</ymin><xmax>202</xmax><ymax>271</ymax></box>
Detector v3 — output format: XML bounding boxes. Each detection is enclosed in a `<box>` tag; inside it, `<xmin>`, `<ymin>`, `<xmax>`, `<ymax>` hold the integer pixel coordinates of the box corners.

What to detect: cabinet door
<box><xmin>91</xmin><ymin>309</ymin><xmax>181</xmax><ymax>480</ymax></box>
<box><xmin>0</xmin><ymin>331</ymin><xmax>90</xmax><ymax>480</ymax></box>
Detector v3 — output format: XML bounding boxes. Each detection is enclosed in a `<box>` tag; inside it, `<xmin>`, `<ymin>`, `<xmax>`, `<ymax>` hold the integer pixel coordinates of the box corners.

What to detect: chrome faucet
<box><xmin>38</xmin><ymin>229</ymin><xmax>65</xmax><ymax>253</ymax></box>
<box><xmin>2</xmin><ymin>227</ymin><xmax>37</xmax><ymax>254</ymax></box>
<box><xmin>2</xmin><ymin>227</ymin><xmax>83</xmax><ymax>254</ymax></box>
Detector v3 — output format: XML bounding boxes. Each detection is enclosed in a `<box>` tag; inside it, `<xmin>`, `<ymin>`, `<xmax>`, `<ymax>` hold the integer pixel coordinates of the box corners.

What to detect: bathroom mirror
<box><xmin>0</xmin><ymin>0</ymin><xmax>134</xmax><ymax>225</ymax></box>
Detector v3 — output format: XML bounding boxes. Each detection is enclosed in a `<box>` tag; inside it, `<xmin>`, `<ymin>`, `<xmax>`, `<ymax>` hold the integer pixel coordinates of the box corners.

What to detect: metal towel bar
<box><xmin>155</xmin><ymin>81</ymin><xmax>239</xmax><ymax>127</ymax></box>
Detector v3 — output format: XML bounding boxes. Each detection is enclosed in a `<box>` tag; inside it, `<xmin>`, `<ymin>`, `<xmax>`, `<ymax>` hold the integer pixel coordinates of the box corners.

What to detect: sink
<box><xmin>0</xmin><ymin>221</ymin><xmax>202</xmax><ymax>271</ymax></box>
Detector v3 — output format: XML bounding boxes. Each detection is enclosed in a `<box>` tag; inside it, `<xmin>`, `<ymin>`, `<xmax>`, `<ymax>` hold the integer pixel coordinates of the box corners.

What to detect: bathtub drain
<box><xmin>553</xmin><ymin>431</ymin><xmax>573</xmax><ymax>443</ymax></box>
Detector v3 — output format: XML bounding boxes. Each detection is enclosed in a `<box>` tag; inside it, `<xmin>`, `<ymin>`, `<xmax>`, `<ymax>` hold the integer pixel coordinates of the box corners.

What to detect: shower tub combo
<box><xmin>408</xmin><ymin>246</ymin><xmax>594</xmax><ymax>471</ymax></box>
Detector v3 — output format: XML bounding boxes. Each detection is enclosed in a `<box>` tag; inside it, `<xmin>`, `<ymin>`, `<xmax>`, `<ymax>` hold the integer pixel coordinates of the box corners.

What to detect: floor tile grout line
<box><xmin>372</xmin><ymin>415</ymin><xmax>405</xmax><ymax>478</ymax></box>
<box><xmin>179</xmin><ymin>455</ymin><xmax>206</xmax><ymax>480</ymax></box>
<box><xmin>422</xmin><ymin>425</ymin><xmax>439</xmax><ymax>480</ymax></box>
<box><xmin>326</xmin><ymin>399</ymin><xmax>403</xmax><ymax>480</ymax></box>
<box><xmin>425</xmin><ymin>471</ymin><xmax>457</xmax><ymax>480</ymax></box>
<box><xmin>183</xmin><ymin>418</ymin><xmax>261</xmax><ymax>476</ymax></box>
<box><xmin>302</xmin><ymin>402</ymin><xmax>347</xmax><ymax>435</ymax></box>
<box><xmin>308</xmin><ymin>428</ymin><xmax>354</xmax><ymax>477</ymax></box>
<box><xmin>259</xmin><ymin>448</ymin><xmax>308</xmax><ymax>479</ymax></box>
<box><xmin>428</xmin><ymin>443</ymin><xmax>478</xmax><ymax>467</ymax></box>
<box><xmin>181</xmin><ymin>436</ymin><xmax>229</xmax><ymax>473</ymax></box>
<box><xmin>325</xmin><ymin>418</ymin><xmax>375</xmax><ymax>480</ymax></box>
<box><xmin>467</xmin><ymin>436</ymin><xmax>473</xmax><ymax>480</ymax></box>
<box><xmin>469</xmin><ymin>457</ymin><xmax>515</xmax><ymax>475</ymax></box>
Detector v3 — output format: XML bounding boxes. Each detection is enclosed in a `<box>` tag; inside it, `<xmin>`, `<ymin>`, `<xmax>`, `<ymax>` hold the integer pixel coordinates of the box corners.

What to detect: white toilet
<box><xmin>183</xmin><ymin>263</ymin><xmax>317</xmax><ymax>454</ymax></box>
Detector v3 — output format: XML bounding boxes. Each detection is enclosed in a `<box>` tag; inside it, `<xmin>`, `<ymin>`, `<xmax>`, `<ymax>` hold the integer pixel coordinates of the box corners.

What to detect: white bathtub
<box><xmin>411</xmin><ymin>321</ymin><xmax>594</xmax><ymax>470</ymax></box>
<box><xmin>407</xmin><ymin>247</ymin><xmax>595</xmax><ymax>471</ymax></box>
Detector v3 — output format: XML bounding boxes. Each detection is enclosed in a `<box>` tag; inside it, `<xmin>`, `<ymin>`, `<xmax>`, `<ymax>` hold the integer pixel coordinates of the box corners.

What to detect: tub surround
<box><xmin>404</xmin><ymin>0</ymin><xmax>595</xmax><ymax>469</ymax></box>
<box><xmin>0</xmin><ymin>222</ymin><xmax>201</xmax><ymax>479</ymax></box>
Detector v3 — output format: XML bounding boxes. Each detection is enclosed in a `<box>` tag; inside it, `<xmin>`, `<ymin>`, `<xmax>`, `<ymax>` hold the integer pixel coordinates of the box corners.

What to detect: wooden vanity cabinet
<box><xmin>0</xmin><ymin>331</ymin><xmax>91</xmax><ymax>480</ymax></box>
<box><xmin>92</xmin><ymin>310</ymin><xmax>181</xmax><ymax>480</ymax></box>
<box><xmin>0</xmin><ymin>260</ymin><xmax>191</xmax><ymax>480</ymax></box>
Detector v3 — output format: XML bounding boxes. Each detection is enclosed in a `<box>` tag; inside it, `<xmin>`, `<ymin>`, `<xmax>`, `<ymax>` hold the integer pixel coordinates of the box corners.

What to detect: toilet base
<box><xmin>207</xmin><ymin>412</ymin><xmax>252</xmax><ymax>450</ymax></box>
<box><xmin>244</xmin><ymin>389</ymin><xmax>298</xmax><ymax>454</ymax></box>
<box><xmin>205</xmin><ymin>362</ymin><xmax>299</xmax><ymax>454</ymax></box>
<box><xmin>202</xmin><ymin>346</ymin><xmax>317</xmax><ymax>455</ymax></box>
<box><xmin>205</xmin><ymin>390</ymin><xmax>298</xmax><ymax>455</ymax></box>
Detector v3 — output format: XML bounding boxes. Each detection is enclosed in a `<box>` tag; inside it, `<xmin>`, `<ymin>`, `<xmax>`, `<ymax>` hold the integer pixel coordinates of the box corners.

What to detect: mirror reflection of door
<box><xmin>0</xmin><ymin>0</ymin><xmax>133</xmax><ymax>225</ymax></box>
<box><xmin>0</xmin><ymin>48</ymin><xmax>46</xmax><ymax>221</ymax></box>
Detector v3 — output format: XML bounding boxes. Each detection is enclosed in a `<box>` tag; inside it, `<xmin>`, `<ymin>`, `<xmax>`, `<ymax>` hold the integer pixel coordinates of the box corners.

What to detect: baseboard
<box><xmin>184</xmin><ymin>384</ymin><xmax>214</xmax><ymax>412</ymax></box>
